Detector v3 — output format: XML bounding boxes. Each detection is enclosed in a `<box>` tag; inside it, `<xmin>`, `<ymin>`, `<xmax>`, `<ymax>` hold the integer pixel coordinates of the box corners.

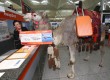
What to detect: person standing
<box><xmin>13</xmin><ymin>20</ymin><xmax>28</xmax><ymax>49</ymax></box>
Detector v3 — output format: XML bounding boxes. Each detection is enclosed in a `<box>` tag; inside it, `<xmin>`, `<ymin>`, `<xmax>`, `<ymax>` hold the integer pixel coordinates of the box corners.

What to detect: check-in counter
<box><xmin>0</xmin><ymin>6</ymin><xmax>49</xmax><ymax>80</ymax></box>
<box><xmin>0</xmin><ymin>45</ymin><xmax>47</xmax><ymax>80</ymax></box>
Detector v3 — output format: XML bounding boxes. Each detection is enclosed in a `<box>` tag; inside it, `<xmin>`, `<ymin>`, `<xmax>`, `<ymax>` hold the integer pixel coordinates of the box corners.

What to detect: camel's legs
<box><xmin>99</xmin><ymin>43</ymin><xmax>105</xmax><ymax>67</ymax></box>
<box><xmin>67</xmin><ymin>45</ymin><xmax>75</xmax><ymax>78</ymax></box>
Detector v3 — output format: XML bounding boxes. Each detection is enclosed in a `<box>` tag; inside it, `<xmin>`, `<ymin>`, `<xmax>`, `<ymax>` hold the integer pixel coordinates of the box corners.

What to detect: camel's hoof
<box><xmin>56</xmin><ymin>66</ymin><xmax>60</xmax><ymax>69</ymax></box>
<box><xmin>83</xmin><ymin>58</ymin><xmax>89</xmax><ymax>61</ymax></box>
<box><xmin>99</xmin><ymin>64</ymin><xmax>103</xmax><ymax>67</ymax></box>
<box><xmin>67</xmin><ymin>73</ymin><xmax>75</xmax><ymax>79</ymax></box>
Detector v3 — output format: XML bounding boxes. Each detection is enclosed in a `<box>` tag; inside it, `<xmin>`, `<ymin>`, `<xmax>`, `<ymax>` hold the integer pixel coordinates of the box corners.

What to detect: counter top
<box><xmin>0</xmin><ymin>45</ymin><xmax>47</xmax><ymax>80</ymax></box>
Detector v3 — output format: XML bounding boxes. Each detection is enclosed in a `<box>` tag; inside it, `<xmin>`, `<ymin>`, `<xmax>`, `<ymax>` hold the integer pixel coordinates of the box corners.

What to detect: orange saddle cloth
<box><xmin>76</xmin><ymin>16</ymin><xmax>93</xmax><ymax>37</ymax></box>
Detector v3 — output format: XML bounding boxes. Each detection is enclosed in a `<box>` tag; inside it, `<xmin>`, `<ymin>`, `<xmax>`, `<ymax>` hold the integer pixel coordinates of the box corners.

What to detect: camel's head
<box><xmin>23</xmin><ymin>12</ymin><xmax>47</xmax><ymax>22</ymax></box>
<box><xmin>23</xmin><ymin>12</ymin><xmax>42</xmax><ymax>22</ymax></box>
<box><xmin>32</xmin><ymin>13</ymin><xmax>42</xmax><ymax>22</ymax></box>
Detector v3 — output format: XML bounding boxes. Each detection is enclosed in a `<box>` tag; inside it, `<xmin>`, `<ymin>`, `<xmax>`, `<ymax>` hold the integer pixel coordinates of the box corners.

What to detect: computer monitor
<box><xmin>102</xmin><ymin>13</ymin><xmax>110</xmax><ymax>24</ymax></box>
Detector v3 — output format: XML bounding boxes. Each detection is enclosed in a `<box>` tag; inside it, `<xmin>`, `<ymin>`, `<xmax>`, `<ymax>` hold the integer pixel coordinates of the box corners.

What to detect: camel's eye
<box><xmin>34</xmin><ymin>15</ymin><xmax>36</xmax><ymax>17</ymax></box>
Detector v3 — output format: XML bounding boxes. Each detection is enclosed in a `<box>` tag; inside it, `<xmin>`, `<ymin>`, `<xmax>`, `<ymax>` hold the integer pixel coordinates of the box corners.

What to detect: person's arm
<box><xmin>22</xmin><ymin>27</ymin><xmax>29</xmax><ymax>31</ymax></box>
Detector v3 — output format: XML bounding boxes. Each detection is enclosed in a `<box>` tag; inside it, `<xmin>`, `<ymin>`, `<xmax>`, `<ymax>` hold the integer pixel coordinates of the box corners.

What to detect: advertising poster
<box><xmin>0</xmin><ymin>20</ymin><xmax>10</xmax><ymax>41</ymax></box>
<box><xmin>19</xmin><ymin>30</ymin><xmax>53</xmax><ymax>45</ymax></box>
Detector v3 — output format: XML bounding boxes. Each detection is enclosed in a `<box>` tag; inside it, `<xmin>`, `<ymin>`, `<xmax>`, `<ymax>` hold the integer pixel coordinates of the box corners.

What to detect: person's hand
<box><xmin>18</xmin><ymin>29</ymin><xmax>22</xmax><ymax>32</ymax></box>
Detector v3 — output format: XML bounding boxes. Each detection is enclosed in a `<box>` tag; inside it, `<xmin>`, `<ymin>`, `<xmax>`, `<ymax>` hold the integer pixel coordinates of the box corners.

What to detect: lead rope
<box><xmin>76</xmin><ymin>6</ymin><xmax>79</xmax><ymax>16</ymax></box>
<box><xmin>75</xmin><ymin>6</ymin><xmax>85</xmax><ymax>52</ymax></box>
<box><xmin>76</xmin><ymin>6</ymin><xmax>85</xmax><ymax>16</ymax></box>
<box><xmin>81</xmin><ymin>7</ymin><xmax>84</xmax><ymax>16</ymax></box>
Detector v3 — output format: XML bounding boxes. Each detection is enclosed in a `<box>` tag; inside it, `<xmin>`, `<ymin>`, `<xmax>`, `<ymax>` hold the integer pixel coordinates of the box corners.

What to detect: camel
<box><xmin>52</xmin><ymin>8</ymin><xmax>105</xmax><ymax>78</ymax></box>
<box><xmin>24</xmin><ymin>12</ymin><xmax>60</xmax><ymax>70</ymax></box>
<box><xmin>23</xmin><ymin>6</ymin><xmax>105</xmax><ymax>78</ymax></box>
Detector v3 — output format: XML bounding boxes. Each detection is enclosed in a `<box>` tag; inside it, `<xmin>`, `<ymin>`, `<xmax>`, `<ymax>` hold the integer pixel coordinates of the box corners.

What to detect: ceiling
<box><xmin>0</xmin><ymin>0</ymin><xmax>110</xmax><ymax>21</ymax></box>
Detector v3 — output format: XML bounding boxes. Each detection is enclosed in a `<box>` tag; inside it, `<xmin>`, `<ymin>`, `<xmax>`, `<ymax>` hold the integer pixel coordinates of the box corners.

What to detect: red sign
<box><xmin>0</xmin><ymin>10</ymin><xmax>25</xmax><ymax>21</ymax></box>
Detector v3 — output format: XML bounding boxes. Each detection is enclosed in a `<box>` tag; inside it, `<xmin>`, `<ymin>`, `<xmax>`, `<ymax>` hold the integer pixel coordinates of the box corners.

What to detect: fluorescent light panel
<box><xmin>98</xmin><ymin>2</ymin><xmax>100</xmax><ymax>5</ymax></box>
<box><xmin>0</xmin><ymin>2</ymin><xmax>4</xmax><ymax>4</ymax></box>
<box><xmin>31</xmin><ymin>0</ymin><xmax>48</xmax><ymax>4</ymax></box>
<box><xmin>5</xmin><ymin>1</ymin><xmax>12</xmax><ymax>4</ymax></box>
<box><xmin>31</xmin><ymin>0</ymin><xmax>40</xmax><ymax>3</ymax></box>
<box><xmin>74</xmin><ymin>0</ymin><xmax>85</xmax><ymax>4</ymax></box>
<box><xmin>69</xmin><ymin>0</ymin><xmax>73</xmax><ymax>3</ymax></box>
<box><xmin>67</xmin><ymin>2</ymin><xmax>71</xmax><ymax>5</ymax></box>
<box><xmin>74</xmin><ymin>1</ymin><xmax>79</xmax><ymax>4</ymax></box>
<box><xmin>108</xmin><ymin>1</ymin><xmax>110</xmax><ymax>3</ymax></box>
<box><xmin>41</xmin><ymin>0</ymin><xmax>48</xmax><ymax>4</ymax></box>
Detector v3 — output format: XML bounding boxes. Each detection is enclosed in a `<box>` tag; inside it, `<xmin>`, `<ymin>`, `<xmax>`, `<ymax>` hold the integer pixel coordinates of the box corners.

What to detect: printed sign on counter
<box><xmin>19</xmin><ymin>30</ymin><xmax>53</xmax><ymax>45</ymax></box>
<box><xmin>7</xmin><ymin>53</ymin><xmax>29</xmax><ymax>59</ymax></box>
<box><xmin>16</xmin><ymin>45</ymin><xmax>38</xmax><ymax>53</ymax></box>
<box><xmin>0</xmin><ymin>59</ymin><xmax>25</xmax><ymax>70</ymax></box>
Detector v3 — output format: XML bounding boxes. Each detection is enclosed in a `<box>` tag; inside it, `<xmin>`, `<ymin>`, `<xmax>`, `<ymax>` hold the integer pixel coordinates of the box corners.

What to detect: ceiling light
<box><xmin>67</xmin><ymin>2</ymin><xmax>71</xmax><ymax>5</ymax></box>
<box><xmin>98</xmin><ymin>2</ymin><xmax>100</xmax><ymax>5</ymax></box>
<box><xmin>69</xmin><ymin>0</ymin><xmax>73</xmax><ymax>3</ymax></box>
<box><xmin>74</xmin><ymin>1</ymin><xmax>79</xmax><ymax>4</ymax></box>
<box><xmin>31</xmin><ymin>0</ymin><xmax>40</xmax><ymax>4</ymax></box>
<box><xmin>0</xmin><ymin>2</ymin><xmax>4</xmax><ymax>4</ymax></box>
<box><xmin>74</xmin><ymin>0</ymin><xmax>85</xmax><ymax>4</ymax></box>
<box><xmin>41</xmin><ymin>0</ymin><xmax>48</xmax><ymax>4</ymax></box>
<box><xmin>108</xmin><ymin>1</ymin><xmax>110</xmax><ymax>3</ymax></box>
<box><xmin>5</xmin><ymin>1</ymin><xmax>12</xmax><ymax>4</ymax></box>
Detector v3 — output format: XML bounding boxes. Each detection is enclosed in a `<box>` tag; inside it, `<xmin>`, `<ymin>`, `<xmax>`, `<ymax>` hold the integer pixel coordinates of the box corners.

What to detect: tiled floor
<box><xmin>42</xmin><ymin>46</ymin><xmax>110</xmax><ymax>80</ymax></box>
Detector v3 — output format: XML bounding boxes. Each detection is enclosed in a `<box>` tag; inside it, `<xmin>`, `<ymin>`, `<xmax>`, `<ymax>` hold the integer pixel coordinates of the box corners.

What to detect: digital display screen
<box><xmin>102</xmin><ymin>13</ymin><xmax>110</xmax><ymax>23</ymax></box>
<box><xmin>52</xmin><ymin>23</ymin><xmax>57</xmax><ymax>25</ymax></box>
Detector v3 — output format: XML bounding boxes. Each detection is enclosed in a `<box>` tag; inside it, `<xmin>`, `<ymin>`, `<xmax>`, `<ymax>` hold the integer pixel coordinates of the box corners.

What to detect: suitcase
<box><xmin>75</xmin><ymin>7</ymin><xmax>93</xmax><ymax>37</ymax></box>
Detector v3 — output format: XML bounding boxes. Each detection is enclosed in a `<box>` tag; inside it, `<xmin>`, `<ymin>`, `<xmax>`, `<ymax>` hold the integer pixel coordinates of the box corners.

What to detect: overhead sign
<box><xmin>0</xmin><ymin>10</ymin><xmax>24</xmax><ymax>21</ymax></box>
<box><xmin>19</xmin><ymin>30</ymin><xmax>53</xmax><ymax>45</ymax></box>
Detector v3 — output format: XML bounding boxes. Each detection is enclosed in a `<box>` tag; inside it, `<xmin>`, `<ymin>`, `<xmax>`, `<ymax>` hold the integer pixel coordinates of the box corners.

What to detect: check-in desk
<box><xmin>0</xmin><ymin>45</ymin><xmax>47</xmax><ymax>80</ymax></box>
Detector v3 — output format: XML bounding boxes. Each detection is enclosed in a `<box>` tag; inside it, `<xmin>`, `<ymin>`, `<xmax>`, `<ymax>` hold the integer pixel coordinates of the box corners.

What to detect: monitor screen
<box><xmin>102</xmin><ymin>13</ymin><xmax>110</xmax><ymax>23</ymax></box>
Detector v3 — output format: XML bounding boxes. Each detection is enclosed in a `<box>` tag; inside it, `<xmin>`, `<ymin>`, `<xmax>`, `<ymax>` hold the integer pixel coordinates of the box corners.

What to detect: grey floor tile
<box><xmin>105</xmin><ymin>71</ymin><xmax>110</xmax><ymax>79</ymax></box>
<box><xmin>97</xmin><ymin>72</ymin><xmax>110</xmax><ymax>80</ymax></box>
<box><xmin>78</xmin><ymin>74</ymin><xmax>99</xmax><ymax>80</ymax></box>
<box><xmin>42</xmin><ymin>56</ymin><xmax>60</xmax><ymax>80</ymax></box>
<box><xmin>60</xmin><ymin>77</ymin><xmax>79</xmax><ymax>80</ymax></box>
<box><xmin>42</xmin><ymin>78</ymin><xmax>60</xmax><ymax>80</ymax></box>
<box><xmin>42</xmin><ymin>46</ymin><xmax>110</xmax><ymax>80</ymax></box>
<box><xmin>86</xmin><ymin>74</ymin><xmax>99</xmax><ymax>80</ymax></box>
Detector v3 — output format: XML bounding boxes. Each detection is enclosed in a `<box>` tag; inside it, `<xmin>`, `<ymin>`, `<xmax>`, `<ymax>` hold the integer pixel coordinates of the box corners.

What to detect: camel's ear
<box><xmin>39</xmin><ymin>11</ymin><xmax>47</xmax><ymax>18</ymax></box>
<box><xmin>42</xmin><ymin>12</ymin><xmax>47</xmax><ymax>17</ymax></box>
